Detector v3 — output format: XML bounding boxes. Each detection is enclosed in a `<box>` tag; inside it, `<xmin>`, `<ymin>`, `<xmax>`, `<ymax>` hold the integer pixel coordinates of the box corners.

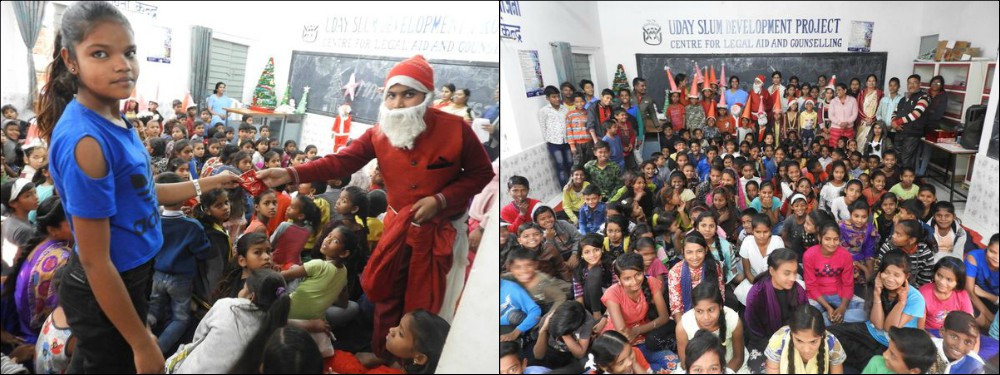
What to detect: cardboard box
<box><xmin>948</xmin><ymin>41</ymin><xmax>972</xmax><ymax>61</ymax></box>
<box><xmin>935</xmin><ymin>41</ymin><xmax>949</xmax><ymax>61</ymax></box>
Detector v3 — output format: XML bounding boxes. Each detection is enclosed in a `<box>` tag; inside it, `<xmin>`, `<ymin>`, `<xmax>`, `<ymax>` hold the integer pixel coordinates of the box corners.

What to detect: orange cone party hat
<box><xmin>688</xmin><ymin>70</ymin><xmax>700</xmax><ymax>99</ymax></box>
<box><xmin>709</xmin><ymin>65</ymin><xmax>717</xmax><ymax>87</ymax></box>
<box><xmin>741</xmin><ymin>99</ymin><xmax>752</xmax><ymax>120</ymax></box>
<box><xmin>702</xmin><ymin>68</ymin><xmax>712</xmax><ymax>94</ymax></box>
<box><xmin>665</xmin><ymin>66</ymin><xmax>679</xmax><ymax>93</ymax></box>
<box><xmin>707</xmin><ymin>100</ymin><xmax>717</xmax><ymax>119</ymax></box>
<box><xmin>717</xmin><ymin>87</ymin><xmax>728</xmax><ymax>108</ymax></box>
<box><xmin>826</xmin><ymin>75</ymin><xmax>837</xmax><ymax>90</ymax></box>
<box><xmin>719</xmin><ymin>62</ymin><xmax>727</xmax><ymax>87</ymax></box>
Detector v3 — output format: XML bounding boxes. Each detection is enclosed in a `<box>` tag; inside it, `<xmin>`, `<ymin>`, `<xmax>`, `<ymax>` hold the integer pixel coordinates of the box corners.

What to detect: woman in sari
<box><xmin>855</xmin><ymin>74</ymin><xmax>883</xmax><ymax>148</ymax></box>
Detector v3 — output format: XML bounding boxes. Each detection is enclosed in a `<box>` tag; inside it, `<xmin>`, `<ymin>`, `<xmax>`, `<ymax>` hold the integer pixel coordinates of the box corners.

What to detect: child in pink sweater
<box><xmin>804</xmin><ymin>223</ymin><xmax>867</xmax><ymax>326</ymax></box>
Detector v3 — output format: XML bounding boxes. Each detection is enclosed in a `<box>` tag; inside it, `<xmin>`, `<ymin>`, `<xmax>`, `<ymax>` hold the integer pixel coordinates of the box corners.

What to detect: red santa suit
<box><xmin>747</xmin><ymin>75</ymin><xmax>771</xmax><ymax>125</ymax></box>
<box><xmin>287</xmin><ymin>55</ymin><xmax>495</xmax><ymax>360</ymax></box>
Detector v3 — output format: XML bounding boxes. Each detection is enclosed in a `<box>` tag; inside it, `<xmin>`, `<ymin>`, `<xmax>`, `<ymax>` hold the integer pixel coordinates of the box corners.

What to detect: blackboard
<box><xmin>635</xmin><ymin>52</ymin><xmax>887</xmax><ymax>111</ymax></box>
<box><xmin>288</xmin><ymin>51</ymin><xmax>499</xmax><ymax>124</ymax></box>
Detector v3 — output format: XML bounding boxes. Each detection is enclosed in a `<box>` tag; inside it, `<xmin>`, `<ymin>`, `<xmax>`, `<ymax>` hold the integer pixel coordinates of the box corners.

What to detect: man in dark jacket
<box><xmin>891</xmin><ymin>74</ymin><xmax>930</xmax><ymax>171</ymax></box>
<box><xmin>915</xmin><ymin>75</ymin><xmax>949</xmax><ymax>177</ymax></box>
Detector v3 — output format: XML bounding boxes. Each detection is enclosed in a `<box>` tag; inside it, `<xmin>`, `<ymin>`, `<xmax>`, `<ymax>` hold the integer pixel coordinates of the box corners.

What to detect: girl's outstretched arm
<box><xmin>155</xmin><ymin>173</ymin><xmax>241</xmax><ymax>205</ymax></box>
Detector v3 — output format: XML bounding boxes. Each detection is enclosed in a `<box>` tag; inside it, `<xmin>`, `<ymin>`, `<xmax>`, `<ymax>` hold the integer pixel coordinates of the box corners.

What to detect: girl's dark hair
<box><xmin>548</xmin><ymin>300</ymin><xmax>587</xmax><ymax>339</ymax></box>
<box><xmin>294</xmin><ymin>195</ymin><xmax>322</xmax><ymax>238</ymax></box>
<box><xmin>590</xmin><ymin>331</ymin><xmax>630</xmax><ymax>374</ymax></box>
<box><xmin>303</xmin><ymin>144</ymin><xmax>317</xmax><ymax>154</ymax></box>
<box><xmin>166</xmin><ymin>158</ymin><xmax>187</xmax><ymax>174</ymax></box>
<box><xmin>829</xmin><ymin>160</ymin><xmax>848</xmax><ymax>182</ymax></box>
<box><xmin>404</xmin><ymin>309</ymin><xmax>451</xmax><ymax>374</ymax></box>
<box><xmin>30</xmin><ymin>163</ymin><xmax>49</xmax><ymax>186</ymax></box>
<box><xmin>367</xmin><ymin>189</ymin><xmax>388</xmax><ymax>218</ymax></box>
<box><xmin>575</xmin><ymin>233</ymin><xmax>613</xmax><ymax>289</ymax></box>
<box><xmin>195</xmin><ymin>188</ymin><xmax>229</xmax><ymax>224</ymax></box>
<box><xmin>634</xmin><ymin>237</ymin><xmax>656</xmax><ymax>254</ymax></box>
<box><xmin>236</xmin><ymin>325</ymin><xmax>323</xmax><ymax>374</ymax></box>
<box><xmin>875</xmin><ymin>192</ymin><xmax>899</xmax><ymax>215</ymax></box>
<box><xmin>867</xmin><ymin>250</ymin><xmax>913</xmax><ymax>315</ymax></box>
<box><xmin>692</xmin><ymin>212</ymin><xmax>724</xmax><ymax>277</ymax></box>
<box><xmin>605</xmin><ymin>215</ymin><xmax>631</xmax><ymax>240</ymax></box>
<box><xmin>147</xmin><ymin>137</ymin><xmax>167</xmax><ymax>158</ymax></box>
<box><xmin>532</xmin><ymin>205</ymin><xmax>555</xmax><ymax>222</ymax></box>
<box><xmin>895</xmin><ymin>219</ymin><xmax>924</xmax><ymax>245</ymax></box>
<box><xmin>170</xmin><ymin>139</ymin><xmax>191</xmax><ymax>159</ymax></box>
<box><xmin>691</xmin><ymin>282</ymin><xmax>728</xmax><ymax>354</ymax></box>
<box><xmin>315</xmin><ymin>225</ymin><xmax>366</xmax><ymax>300</ymax></box>
<box><xmin>932</xmin><ymin>257</ymin><xmax>967</xmax><ymax>291</ymax></box>
<box><xmin>840</xmin><ymin>179</ymin><xmax>863</xmax><ymax>197</ymax></box>
<box><xmin>932</xmin><ymin>201</ymin><xmax>956</xmax><ymax>227</ymax></box>
<box><xmin>214</xmin><ymin>81</ymin><xmax>226</xmax><ymax>94</ymax></box>
<box><xmin>2</xmin><ymin>195</ymin><xmax>65</xmax><ymax>297</ymax></box>
<box><xmin>786</xmin><ymin>305</ymin><xmax>828</xmax><ymax>375</ymax></box>
<box><xmin>756</xmin><ymin>248</ymin><xmax>800</xmax><ymax>283</ymax></box>
<box><xmin>219</xmin><ymin>144</ymin><xmax>241</xmax><ymax>165</ymax></box>
<box><xmin>239</xmin><ymin>139</ymin><xmax>254</xmax><ymax>150</ymax></box>
<box><xmin>283</xmin><ymin>140</ymin><xmax>297</xmax><ymax>148</ymax></box>
<box><xmin>848</xmin><ymin>199</ymin><xmax>870</xmax><ymax>215</ymax></box>
<box><xmin>807</xmin><ymin>209</ymin><xmax>835</xmax><ymax>231</ymax></box>
<box><xmin>228</xmin><ymin>269</ymin><xmax>292</xmax><ymax>374</ymax></box>
<box><xmin>684</xmin><ymin>330</ymin><xmax>727</xmax><ymax>372</ymax></box>
<box><xmin>253</xmin><ymin>189</ymin><xmax>276</xmax><ymax>205</ymax></box>
<box><xmin>263</xmin><ymin>150</ymin><xmax>280</xmax><ymax>163</ymax></box>
<box><xmin>751</xmin><ymin>213</ymin><xmax>772</xmax><ymax>230</ymax></box>
<box><xmin>37</xmin><ymin>1</ymin><xmax>132</xmax><ymax>141</ymax></box>
<box><xmin>818</xmin><ymin>222</ymin><xmax>841</xmax><ymax>239</ymax></box>
<box><xmin>230</xmin><ymin>151</ymin><xmax>253</xmax><ymax>168</ymax></box>
<box><xmin>614</xmin><ymin>253</ymin><xmax>658</xmax><ymax>321</ymax></box>
<box><xmin>213</xmin><ymin>232</ymin><xmax>269</xmax><ymax>302</ymax></box>
<box><xmin>507</xmin><ymin>175</ymin><xmax>530</xmax><ymax>190</ymax></box>
<box><xmin>340</xmin><ymin>185</ymin><xmax>370</xmax><ymax>246</ymax></box>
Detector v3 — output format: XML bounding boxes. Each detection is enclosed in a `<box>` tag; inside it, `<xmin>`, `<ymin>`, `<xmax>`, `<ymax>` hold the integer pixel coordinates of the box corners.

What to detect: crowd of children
<box><xmin>501</xmin><ymin>67</ymin><xmax>1000</xmax><ymax>374</ymax></box>
<box><xmin>0</xmin><ymin>3</ymin><xmax>485</xmax><ymax>374</ymax></box>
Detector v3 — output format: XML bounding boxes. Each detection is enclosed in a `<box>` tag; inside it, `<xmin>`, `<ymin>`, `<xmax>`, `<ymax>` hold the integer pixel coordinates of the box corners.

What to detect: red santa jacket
<box><xmin>292</xmin><ymin>107</ymin><xmax>494</xmax><ymax>313</ymax></box>
<box><xmin>748</xmin><ymin>89</ymin><xmax>770</xmax><ymax>121</ymax></box>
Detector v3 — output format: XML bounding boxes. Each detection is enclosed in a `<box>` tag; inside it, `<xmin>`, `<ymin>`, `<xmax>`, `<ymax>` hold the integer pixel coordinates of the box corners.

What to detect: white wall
<box><xmin>499</xmin><ymin>0</ymin><xmax>606</xmax><ymax>156</ymax></box>
<box><xmin>964</xmin><ymin>61</ymin><xmax>999</xmax><ymax>237</ymax></box>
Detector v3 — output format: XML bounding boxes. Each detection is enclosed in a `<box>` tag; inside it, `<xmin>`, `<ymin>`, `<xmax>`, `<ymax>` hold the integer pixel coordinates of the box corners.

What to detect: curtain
<box><xmin>12</xmin><ymin>1</ymin><xmax>46</xmax><ymax>108</ymax></box>
<box><xmin>549</xmin><ymin>41</ymin><xmax>576</xmax><ymax>90</ymax></box>
<box><xmin>190</xmin><ymin>26</ymin><xmax>212</xmax><ymax>112</ymax></box>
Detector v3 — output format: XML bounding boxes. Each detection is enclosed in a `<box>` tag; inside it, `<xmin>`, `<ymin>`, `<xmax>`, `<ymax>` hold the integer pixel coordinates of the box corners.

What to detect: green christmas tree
<box><xmin>279</xmin><ymin>85</ymin><xmax>291</xmax><ymax>106</ymax></box>
<box><xmin>252</xmin><ymin>57</ymin><xmax>277</xmax><ymax>111</ymax></box>
<box><xmin>295</xmin><ymin>86</ymin><xmax>310</xmax><ymax>115</ymax></box>
<box><xmin>612</xmin><ymin>64</ymin><xmax>630</xmax><ymax>93</ymax></box>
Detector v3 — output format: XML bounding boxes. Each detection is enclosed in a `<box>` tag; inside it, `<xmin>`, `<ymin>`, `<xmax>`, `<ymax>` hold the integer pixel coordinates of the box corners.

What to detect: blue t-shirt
<box><xmin>500</xmin><ymin>279</ymin><xmax>541</xmax><ymax>333</ymax></box>
<box><xmin>206</xmin><ymin>94</ymin><xmax>233</xmax><ymax>125</ymax></box>
<box><xmin>865</xmin><ymin>285</ymin><xmax>925</xmax><ymax>346</ymax></box>
<box><xmin>750</xmin><ymin>197</ymin><xmax>783</xmax><ymax>214</ymax></box>
<box><xmin>724</xmin><ymin>89</ymin><xmax>749</xmax><ymax>109</ymax></box>
<box><xmin>965</xmin><ymin>249</ymin><xmax>999</xmax><ymax>296</ymax></box>
<box><xmin>602</xmin><ymin>134</ymin><xmax>625</xmax><ymax>169</ymax></box>
<box><xmin>49</xmin><ymin>100</ymin><xmax>162</xmax><ymax>272</ymax></box>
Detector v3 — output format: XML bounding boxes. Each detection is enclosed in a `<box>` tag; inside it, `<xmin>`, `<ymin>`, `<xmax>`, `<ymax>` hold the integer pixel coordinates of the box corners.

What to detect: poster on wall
<box><xmin>144</xmin><ymin>25</ymin><xmax>172</xmax><ymax>63</ymax></box>
<box><xmin>988</xmin><ymin>108</ymin><xmax>999</xmax><ymax>160</ymax></box>
<box><xmin>519</xmin><ymin>50</ymin><xmax>544</xmax><ymax>97</ymax></box>
<box><xmin>848</xmin><ymin>21</ymin><xmax>874</xmax><ymax>52</ymax></box>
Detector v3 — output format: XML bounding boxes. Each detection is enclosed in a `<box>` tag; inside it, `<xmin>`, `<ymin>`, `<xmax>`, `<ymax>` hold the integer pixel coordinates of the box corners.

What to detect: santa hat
<box><xmin>717</xmin><ymin>90</ymin><xmax>728</xmax><ymax>108</ymax></box>
<box><xmin>384</xmin><ymin>55</ymin><xmax>434</xmax><ymax>97</ymax></box>
<box><xmin>755</xmin><ymin>75</ymin><xmax>765</xmax><ymax>85</ymax></box>
<box><xmin>665</xmin><ymin>66</ymin><xmax>679</xmax><ymax>93</ymax></box>
<box><xmin>804</xmin><ymin>99</ymin><xmax>815</xmax><ymax>107</ymax></box>
<box><xmin>709</xmin><ymin>65</ymin><xmax>717</xmax><ymax>87</ymax></box>
<box><xmin>826</xmin><ymin>75</ymin><xmax>837</xmax><ymax>90</ymax></box>
<box><xmin>718</xmin><ymin>62</ymin><xmax>727</xmax><ymax>87</ymax></box>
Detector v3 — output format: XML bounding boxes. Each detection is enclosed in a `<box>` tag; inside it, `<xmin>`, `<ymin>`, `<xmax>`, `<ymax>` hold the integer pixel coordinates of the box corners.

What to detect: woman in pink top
<box><xmin>919</xmin><ymin>257</ymin><xmax>973</xmax><ymax>331</ymax></box>
<box><xmin>827</xmin><ymin>83</ymin><xmax>859</xmax><ymax>147</ymax></box>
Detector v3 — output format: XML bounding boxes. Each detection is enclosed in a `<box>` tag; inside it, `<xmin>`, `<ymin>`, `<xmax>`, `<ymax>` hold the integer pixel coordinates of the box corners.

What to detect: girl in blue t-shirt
<box><xmin>828</xmin><ymin>250</ymin><xmax>926</xmax><ymax>372</ymax></box>
<box><xmin>965</xmin><ymin>233</ymin><xmax>999</xmax><ymax>330</ymax></box>
<box><xmin>34</xmin><ymin>3</ymin><xmax>239</xmax><ymax>372</ymax></box>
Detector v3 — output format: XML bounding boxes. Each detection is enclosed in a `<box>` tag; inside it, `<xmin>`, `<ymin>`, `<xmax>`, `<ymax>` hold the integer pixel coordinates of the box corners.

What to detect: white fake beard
<box><xmin>753</xmin><ymin>83</ymin><xmax>762</xmax><ymax>93</ymax></box>
<box><xmin>379</xmin><ymin>102</ymin><xmax>428</xmax><ymax>149</ymax></box>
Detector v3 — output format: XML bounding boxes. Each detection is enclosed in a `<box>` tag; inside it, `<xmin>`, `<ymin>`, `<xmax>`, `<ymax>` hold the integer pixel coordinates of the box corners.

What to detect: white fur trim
<box><xmin>384</xmin><ymin>75</ymin><xmax>431</xmax><ymax>99</ymax></box>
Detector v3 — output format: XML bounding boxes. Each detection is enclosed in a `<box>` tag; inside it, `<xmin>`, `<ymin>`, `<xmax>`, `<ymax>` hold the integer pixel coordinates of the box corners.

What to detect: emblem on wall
<box><xmin>642</xmin><ymin>20</ymin><xmax>662</xmax><ymax>46</ymax></box>
<box><xmin>302</xmin><ymin>25</ymin><xmax>319</xmax><ymax>43</ymax></box>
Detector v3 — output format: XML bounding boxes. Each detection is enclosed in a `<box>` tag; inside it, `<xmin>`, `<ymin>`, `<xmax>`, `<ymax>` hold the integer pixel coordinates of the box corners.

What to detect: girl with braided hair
<box><xmin>764</xmin><ymin>305</ymin><xmax>846</xmax><ymax>374</ymax></box>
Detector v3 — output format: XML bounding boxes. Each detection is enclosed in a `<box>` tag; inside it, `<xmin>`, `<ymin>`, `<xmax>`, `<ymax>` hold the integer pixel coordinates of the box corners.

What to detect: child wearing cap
<box><xmin>1</xmin><ymin>179</ymin><xmax>39</xmax><ymax>250</ymax></box>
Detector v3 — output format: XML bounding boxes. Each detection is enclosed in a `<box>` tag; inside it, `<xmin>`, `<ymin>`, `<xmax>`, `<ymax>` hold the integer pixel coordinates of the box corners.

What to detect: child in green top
<box><xmin>862</xmin><ymin>327</ymin><xmax>937</xmax><ymax>374</ymax></box>
<box><xmin>888</xmin><ymin>167</ymin><xmax>919</xmax><ymax>201</ymax></box>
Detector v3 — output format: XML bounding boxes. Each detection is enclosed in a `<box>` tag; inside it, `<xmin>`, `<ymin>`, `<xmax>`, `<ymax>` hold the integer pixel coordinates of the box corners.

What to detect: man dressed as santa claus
<box><xmin>257</xmin><ymin>55</ymin><xmax>495</xmax><ymax>363</ymax></box>
<box><xmin>746</xmin><ymin>75</ymin><xmax>771</xmax><ymax>132</ymax></box>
